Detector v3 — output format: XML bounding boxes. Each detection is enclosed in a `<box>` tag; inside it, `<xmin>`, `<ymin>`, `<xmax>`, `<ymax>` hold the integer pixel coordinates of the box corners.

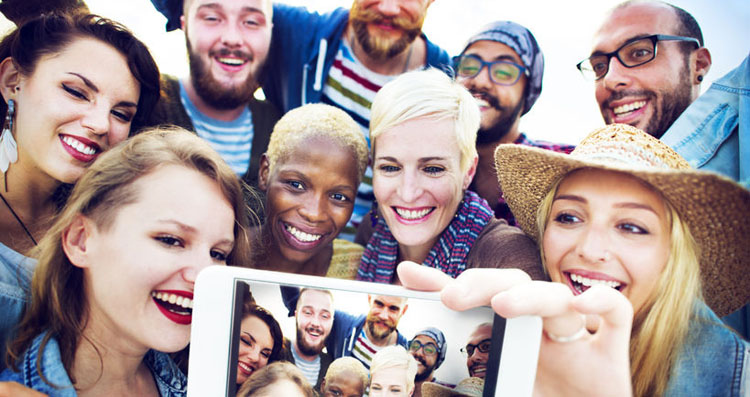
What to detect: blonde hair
<box><xmin>324</xmin><ymin>357</ymin><xmax>369</xmax><ymax>393</ymax></box>
<box><xmin>537</xmin><ymin>170</ymin><xmax>701</xmax><ymax>397</ymax></box>
<box><xmin>370</xmin><ymin>345</ymin><xmax>418</xmax><ymax>393</ymax></box>
<box><xmin>369</xmin><ymin>68</ymin><xmax>480</xmax><ymax>172</ymax></box>
<box><xmin>264</xmin><ymin>103</ymin><xmax>368</xmax><ymax>182</ymax></box>
<box><xmin>7</xmin><ymin>127</ymin><xmax>252</xmax><ymax>382</ymax></box>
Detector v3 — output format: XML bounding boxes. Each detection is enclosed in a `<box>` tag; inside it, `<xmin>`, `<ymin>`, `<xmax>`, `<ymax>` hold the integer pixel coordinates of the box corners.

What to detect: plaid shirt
<box><xmin>496</xmin><ymin>133</ymin><xmax>575</xmax><ymax>225</ymax></box>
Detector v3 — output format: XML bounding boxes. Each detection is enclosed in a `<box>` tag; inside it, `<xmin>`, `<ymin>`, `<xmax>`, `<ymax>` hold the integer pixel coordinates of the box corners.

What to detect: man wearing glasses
<box><xmin>453</xmin><ymin>21</ymin><xmax>574</xmax><ymax>225</ymax></box>
<box><xmin>407</xmin><ymin>327</ymin><xmax>449</xmax><ymax>397</ymax></box>
<box><xmin>463</xmin><ymin>323</ymin><xmax>492</xmax><ymax>379</ymax></box>
<box><xmin>577</xmin><ymin>1</ymin><xmax>711</xmax><ymax>139</ymax></box>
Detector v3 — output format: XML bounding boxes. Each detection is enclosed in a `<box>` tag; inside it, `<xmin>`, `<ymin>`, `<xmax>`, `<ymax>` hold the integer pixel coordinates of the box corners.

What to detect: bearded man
<box><xmin>149</xmin><ymin>0</ymin><xmax>281</xmax><ymax>187</ymax></box>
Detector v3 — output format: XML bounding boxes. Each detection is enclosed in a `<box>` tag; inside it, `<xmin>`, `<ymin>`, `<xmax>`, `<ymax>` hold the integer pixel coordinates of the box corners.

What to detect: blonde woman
<box><xmin>1</xmin><ymin>128</ymin><xmax>250</xmax><ymax>396</ymax></box>
<box><xmin>399</xmin><ymin>124</ymin><xmax>750</xmax><ymax>396</ymax></box>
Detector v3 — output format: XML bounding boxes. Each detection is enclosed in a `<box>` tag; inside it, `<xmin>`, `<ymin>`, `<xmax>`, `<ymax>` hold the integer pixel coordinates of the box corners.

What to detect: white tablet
<box><xmin>187</xmin><ymin>266</ymin><xmax>542</xmax><ymax>397</ymax></box>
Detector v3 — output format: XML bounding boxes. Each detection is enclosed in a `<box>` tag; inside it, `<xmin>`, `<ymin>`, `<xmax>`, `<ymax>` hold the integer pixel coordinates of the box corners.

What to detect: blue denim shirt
<box><xmin>0</xmin><ymin>242</ymin><xmax>35</xmax><ymax>371</ymax></box>
<box><xmin>665</xmin><ymin>302</ymin><xmax>749</xmax><ymax>396</ymax></box>
<box><xmin>0</xmin><ymin>333</ymin><xmax>187</xmax><ymax>396</ymax></box>
<box><xmin>662</xmin><ymin>54</ymin><xmax>750</xmax><ymax>189</ymax></box>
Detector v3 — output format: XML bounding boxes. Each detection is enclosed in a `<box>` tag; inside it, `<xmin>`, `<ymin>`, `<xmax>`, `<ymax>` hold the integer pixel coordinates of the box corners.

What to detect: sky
<box><xmin>1</xmin><ymin>0</ymin><xmax>748</xmax><ymax>144</ymax></box>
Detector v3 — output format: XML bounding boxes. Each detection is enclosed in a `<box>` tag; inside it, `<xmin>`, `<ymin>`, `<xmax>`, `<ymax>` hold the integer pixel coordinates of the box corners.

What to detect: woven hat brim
<box><xmin>494</xmin><ymin>144</ymin><xmax>750</xmax><ymax>317</ymax></box>
<box><xmin>422</xmin><ymin>382</ymin><xmax>480</xmax><ymax>397</ymax></box>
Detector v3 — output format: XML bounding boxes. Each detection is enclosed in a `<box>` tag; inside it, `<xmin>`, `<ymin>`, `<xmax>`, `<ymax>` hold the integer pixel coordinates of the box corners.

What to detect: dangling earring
<box><xmin>0</xmin><ymin>98</ymin><xmax>18</xmax><ymax>174</ymax></box>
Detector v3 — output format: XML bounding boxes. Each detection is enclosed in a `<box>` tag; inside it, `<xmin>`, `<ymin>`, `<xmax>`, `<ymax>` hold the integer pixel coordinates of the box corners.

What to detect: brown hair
<box><xmin>236</xmin><ymin>361</ymin><xmax>314</xmax><ymax>397</ymax></box>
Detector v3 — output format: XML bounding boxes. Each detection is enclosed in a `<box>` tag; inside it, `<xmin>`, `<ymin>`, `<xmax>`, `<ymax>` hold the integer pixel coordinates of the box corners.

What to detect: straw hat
<box><xmin>422</xmin><ymin>377</ymin><xmax>484</xmax><ymax>397</ymax></box>
<box><xmin>494</xmin><ymin>123</ymin><xmax>750</xmax><ymax>317</ymax></box>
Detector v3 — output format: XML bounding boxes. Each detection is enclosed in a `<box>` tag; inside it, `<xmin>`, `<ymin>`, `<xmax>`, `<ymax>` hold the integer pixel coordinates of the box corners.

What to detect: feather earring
<box><xmin>0</xmin><ymin>99</ymin><xmax>18</xmax><ymax>173</ymax></box>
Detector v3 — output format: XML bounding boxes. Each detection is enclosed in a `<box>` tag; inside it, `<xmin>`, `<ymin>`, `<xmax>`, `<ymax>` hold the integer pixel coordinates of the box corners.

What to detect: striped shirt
<box><xmin>179</xmin><ymin>82</ymin><xmax>254</xmax><ymax>176</ymax></box>
<box><xmin>290</xmin><ymin>343</ymin><xmax>321</xmax><ymax>385</ymax></box>
<box><xmin>351</xmin><ymin>328</ymin><xmax>386</xmax><ymax>370</ymax></box>
<box><xmin>321</xmin><ymin>40</ymin><xmax>397</xmax><ymax>241</ymax></box>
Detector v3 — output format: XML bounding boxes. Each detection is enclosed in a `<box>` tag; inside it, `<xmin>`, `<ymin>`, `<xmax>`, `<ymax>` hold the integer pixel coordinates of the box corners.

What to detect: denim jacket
<box><xmin>0</xmin><ymin>333</ymin><xmax>187</xmax><ymax>396</ymax></box>
<box><xmin>662</xmin><ymin>54</ymin><xmax>750</xmax><ymax>189</ymax></box>
<box><xmin>665</xmin><ymin>302</ymin><xmax>749</xmax><ymax>396</ymax></box>
<box><xmin>0</xmin><ymin>242</ymin><xmax>35</xmax><ymax>371</ymax></box>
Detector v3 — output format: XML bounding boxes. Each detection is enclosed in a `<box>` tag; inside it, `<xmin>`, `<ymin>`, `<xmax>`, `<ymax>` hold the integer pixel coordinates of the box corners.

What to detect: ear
<box><xmin>258</xmin><ymin>154</ymin><xmax>270</xmax><ymax>191</ymax></box>
<box><xmin>401</xmin><ymin>303</ymin><xmax>409</xmax><ymax>317</ymax></box>
<box><xmin>0</xmin><ymin>57</ymin><xmax>22</xmax><ymax>102</ymax></box>
<box><xmin>462</xmin><ymin>155</ymin><xmax>479</xmax><ymax>190</ymax></box>
<box><xmin>61</xmin><ymin>215</ymin><xmax>97</xmax><ymax>269</ymax></box>
<box><xmin>319</xmin><ymin>379</ymin><xmax>327</xmax><ymax>392</ymax></box>
<box><xmin>692</xmin><ymin>47</ymin><xmax>712</xmax><ymax>85</ymax></box>
<box><xmin>180</xmin><ymin>14</ymin><xmax>186</xmax><ymax>31</ymax></box>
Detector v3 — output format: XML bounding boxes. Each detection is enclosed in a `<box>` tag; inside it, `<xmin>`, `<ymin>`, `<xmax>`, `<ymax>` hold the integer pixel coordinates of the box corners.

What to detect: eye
<box><xmin>111</xmin><ymin>109</ymin><xmax>134</xmax><ymax>123</ymax></box>
<box><xmin>243</xmin><ymin>17</ymin><xmax>260</xmax><ymax>27</ymax></box>
<box><xmin>617</xmin><ymin>222</ymin><xmax>649</xmax><ymax>235</ymax></box>
<box><xmin>330</xmin><ymin>192</ymin><xmax>351</xmax><ymax>202</ymax></box>
<box><xmin>261</xmin><ymin>350</ymin><xmax>271</xmax><ymax>359</ymax></box>
<box><xmin>240</xmin><ymin>336</ymin><xmax>252</xmax><ymax>347</ymax></box>
<box><xmin>155</xmin><ymin>235</ymin><xmax>183</xmax><ymax>247</ymax></box>
<box><xmin>210</xmin><ymin>249</ymin><xmax>228</xmax><ymax>263</ymax></box>
<box><xmin>62</xmin><ymin>84</ymin><xmax>88</xmax><ymax>101</ymax></box>
<box><xmin>286</xmin><ymin>180</ymin><xmax>304</xmax><ymax>190</ymax></box>
<box><xmin>378</xmin><ymin>164</ymin><xmax>400</xmax><ymax>173</ymax></box>
<box><xmin>629</xmin><ymin>48</ymin><xmax>653</xmax><ymax>60</ymax></box>
<box><xmin>423</xmin><ymin>165</ymin><xmax>445</xmax><ymax>175</ymax></box>
<box><xmin>553</xmin><ymin>212</ymin><xmax>581</xmax><ymax>224</ymax></box>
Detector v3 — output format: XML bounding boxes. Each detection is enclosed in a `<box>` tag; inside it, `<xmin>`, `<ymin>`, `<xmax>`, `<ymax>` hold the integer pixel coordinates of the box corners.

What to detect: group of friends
<box><xmin>0</xmin><ymin>0</ymin><xmax>747</xmax><ymax>395</ymax></box>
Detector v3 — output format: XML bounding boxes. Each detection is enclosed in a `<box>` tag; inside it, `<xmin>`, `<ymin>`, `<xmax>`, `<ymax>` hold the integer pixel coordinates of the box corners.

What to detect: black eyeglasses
<box><xmin>453</xmin><ymin>54</ymin><xmax>528</xmax><ymax>86</ymax></box>
<box><xmin>460</xmin><ymin>338</ymin><xmax>491</xmax><ymax>357</ymax></box>
<box><xmin>409</xmin><ymin>340</ymin><xmax>438</xmax><ymax>356</ymax></box>
<box><xmin>576</xmin><ymin>34</ymin><xmax>700</xmax><ymax>81</ymax></box>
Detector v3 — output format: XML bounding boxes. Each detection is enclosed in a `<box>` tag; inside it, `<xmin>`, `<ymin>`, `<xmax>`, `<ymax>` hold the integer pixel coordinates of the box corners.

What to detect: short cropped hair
<box><xmin>264</xmin><ymin>103</ymin><xmax>369</xmax><ymax>182</ymax></box>
<box><xmin>369</xmin><ymin>69</ymin><xmax>480</xmax><ymax>173</ymax></box>
<box><xmin>613</xmin><ymin>1</ymin><xmax>703</xmax><ymax>55</ymax></box>
<box><xmin>369</xmin><ymin>345</ymin><xmax>419</xmax><ymax>392</ymax></box>
<box><xmin>324</xmin><ymin>357</ymin><xmax>369</xmax><ymax>393</ymax></box>
<box><xmin>295</xmin><ymin>288</ymin><xmax>334</xmax><ymax>314</ymax></box>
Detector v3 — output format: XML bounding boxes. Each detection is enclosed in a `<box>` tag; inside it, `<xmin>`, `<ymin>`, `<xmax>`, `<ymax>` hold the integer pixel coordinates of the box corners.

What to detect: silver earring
<box><xmin>0</xmin><ymin>99</ymin><xmax>18</xmax><ymax>173</ymax></box>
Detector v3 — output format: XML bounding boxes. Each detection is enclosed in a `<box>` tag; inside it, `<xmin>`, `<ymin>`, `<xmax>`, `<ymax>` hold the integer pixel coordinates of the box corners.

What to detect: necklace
<box><xmin>0</xmin><ymin>191</ymin><xmax>37</xmax><ymax>246</ymax></box>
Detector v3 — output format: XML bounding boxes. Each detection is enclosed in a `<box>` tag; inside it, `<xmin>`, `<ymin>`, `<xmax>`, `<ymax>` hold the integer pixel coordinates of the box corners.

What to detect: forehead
<box><xmin>556</xmin><ymin>169</ymin><xmax>665</xmax><ymax>211</ymax></box>
<box><xmin>464</xmin><ymin>40</ymin><xmax>523</xmax><ymax>65</ymax></box>
<box><xmin>299</xmin><ymin>289</ymin><xmax>333</xmax><ymax>309</ymax></box>
<box><xmin>376</xmin><ymin>117</ymin><xmax>460</xmax><ymax>160</ymax></box>
<box><xmin>371</xmin><ymin>366</ymin><xmax>408</xmax><ymax>385</ymax></box>
<box><xmin>371</xmin><ymin>295</ymin><xmax>406</xmax><ymax>309</ymax></box>
<box><xmin>468</xmin><ymin>324</ymin><xmax>492</xmax><ymax>342</ymax></box>
<box><xmin>186</xmin><ymin>0</ymin><xmax>271</xmax><ymax>17</ymax></box>
<box><xmin>327</xmin><ymin>370</ymin><xmax>365</xmax><ymax>391</ymax></box>
<box><xmin>592</xmin><ymin>3</ymin><xmax>679</xmax><ymax>52</ymax></box>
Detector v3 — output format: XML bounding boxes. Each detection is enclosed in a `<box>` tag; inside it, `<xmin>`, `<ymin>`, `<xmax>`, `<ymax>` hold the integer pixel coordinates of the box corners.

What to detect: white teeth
<box><xmin>217</xmin><ymin>57</ymin><xmax>244</xmax><ymax>66</ymax></box>
<box><xmin>285</xmin><ymin>224</ymin><xmax>322</xmax><ymax>242</ymax></box>
<box><xmin>151</xmin><ymin>291</ymin><xmax>193</xmax><ymax>309</ymax></box>
<box><xmin>613</xmin><ymin>100</ymin><xmax>646</xmax><ymax>116</ymax></box>
<box><xmin>238</xmin><ymin>362</ymin><xmax>252</xmax><ymax>373</ymax></box>
<box><xmin>473</xmin><ymin>97</ymin><xmax>490</xmax><ymax>107</ymax></box>
<box><xmin>61</xmin><ymin>136</ymin><xmax>97</xmax><ymax>155</ymax></box>
<box><xmin>570</xmin><ymin>273</ymin><xmax>621</xmax><ymax>289</ymax></box>
<box><xmin>395</xmin><ymin>207</ymin><xmax>432</xmax><ymax>220</ymax></box>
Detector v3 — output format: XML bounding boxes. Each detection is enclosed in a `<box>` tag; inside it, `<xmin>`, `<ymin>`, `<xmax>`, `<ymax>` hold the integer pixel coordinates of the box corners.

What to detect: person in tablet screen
<box><xmin>407</xmin><ymin>327</ymin><xmax>449</xmax><ymax>397</ymax></box>
<box><xmin>236</xmin><ymin>301</ymin><xmax>284</xmax><ymax>388</ymax></box>
<box><xmin>422</xmin><ymin>377</ymin><xmax>484</xmax><ymax>397</ymax></box>
<box><xmin>0</xmin><ymin>127</ymin><xmax>251</xmax><ymax>396</ymax></box>
<box><xmin>237</xmin><ymin>361</ymin><xmax>314</xmax><ymax>397</ymax></box>
<box><xmin>283</xmin><ymin>288</ymin><xmax>334</xmax><ymax>389</ymax></box>
<box><xmin>399</xmin><ymin>124</ymin><xmax>750</xmax><ymax>396</ymax></box>
<box><xmin>356</xmin><ymin>69</ymin><xmax>543</xmax><ymax>284</ymax></box>
<box><xmin>0</xmin><ymin>12</ymin><xmax>159</xmax><ymax>365</ymax></box>
<box><xmin>253</xmin><ymin>103</ymin><xmax>369</xmax><ymax>278</ymax></box>
<box><xmin>462</xmin><ymin>323</ymin><xmax>491</xmax><ymax>380</ymax></box>
<box><xmin>320</xmin><ymin>357</ymin><xmax>368</xmax><ymax>397</ymax></box>
<box><xmin>369</xmin><ymin>345</ymin><xmax>418</xmax><ymax>397</ymax></box>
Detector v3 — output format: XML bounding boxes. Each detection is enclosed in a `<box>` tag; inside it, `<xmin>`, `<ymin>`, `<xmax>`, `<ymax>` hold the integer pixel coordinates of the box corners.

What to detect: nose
<box><xmin>396</xmin><ymin>171</ymin><xmax>423</xmax><ymax>203</ymax></box>
<box><xmin>221</xmin><ymin>20</ymin><xmax>242</xmax><ymax>47</ymax></box>
<box><xmin>464</xmin><ymin>65</ymin><xmax>493</xmax><ymax>91</ymax></box>
<box><xmin>181</xmin><ymin>249</ymin><xmax>221</xmax><ymax>284</ymax></box>
<box><xmin>298</xmin><ymin>192</ymin><xmax>326</xmax><ymax>223</ymax></box>
<box><xmin>247</xmin><ymin>346</ymin><xmax>261</xmax><ymax>364</ymax></box>
<box><xmin>601</xmin><ymin>55</ymin><xmax>632</xmax><ymax>91</ymax></box>
<box><xmin>376</xmin><ymin>0</ymin><xmax>400</xmax><ymax>17</ymax></box>
<box><xmin>80</xmin><ymin>105</ymin><xmax>110</xmax><ymax>136</ymax></box>
<box><xmin>575</xmin><ymin>223</ymin><xmax>611</xmax><ymax>264</ymax></box>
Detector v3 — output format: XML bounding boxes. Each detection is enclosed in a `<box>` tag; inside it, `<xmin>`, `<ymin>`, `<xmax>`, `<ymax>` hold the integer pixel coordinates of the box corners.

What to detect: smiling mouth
<box><xmin>612</xmin><ymin>100</ymin><xmax>647</xmax><ymax>117</ymax></box>
<box><xmin>394</xmin><ymin>207</ymin><xmax>434</xmax><ymax>220</ymax></box>
<box><xmin>151</xmin><ymin>291</ymin><xmax>193</xmax><ymax>324</ymax></box>
<box><xmin>216</xmin><ymin>57</ymin><xmax>247</xmax><ymax>67</ymax></box>
<box><xmin>238</xmin><ymin>361</ymin><xmax>255</xmax><ymax>376</ymax></box>
<box><xmin>469</xmin><ymin>364</ymin><xmax>487</xmax><ymax>378</ymax></box>
<box><xmin>285</xmin><ymin>224</ymin><xmax>322</xmax><ymax>242</ymax></box>
<box><xmin>566</xmin><ymin>272</ymin><xmax>624</xmax><ymax>295</ymax></box>
<box><xmin>61</xmin><ymin>135</ymin><xmax>98</xmax><ymax>155</ymax></box>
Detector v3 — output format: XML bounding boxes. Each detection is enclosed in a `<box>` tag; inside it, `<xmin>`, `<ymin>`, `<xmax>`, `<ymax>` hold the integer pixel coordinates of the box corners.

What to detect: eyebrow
<box><xmin>553</xmin><ymin>195</ymin><xmax>658</xmax><ymax>215</ymax></box>
<box><xmin>66</xmin><ymin>72</ymin><xmax>138</xmax><ymax>109</ymax></box>
<box><xmin>198</xmin><ymin>3</ymin><xmax>266</xmax><ymax>16</ymax></box>
<box><xmin>375</xmin><ymin>156</ymin><xmax>449</xmax><ymax>163</ymax></box>
<box><xmin>242</xmin><ymin>331</ymin><xmax>256</xmax><ymax>343</ymax></box>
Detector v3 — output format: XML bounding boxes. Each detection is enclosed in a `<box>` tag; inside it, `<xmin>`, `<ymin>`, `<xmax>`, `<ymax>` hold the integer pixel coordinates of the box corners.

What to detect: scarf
<box><xmin>357</xmin><ymin>190</ymin><xmax>494</xmax><ymax>283</ymax></box>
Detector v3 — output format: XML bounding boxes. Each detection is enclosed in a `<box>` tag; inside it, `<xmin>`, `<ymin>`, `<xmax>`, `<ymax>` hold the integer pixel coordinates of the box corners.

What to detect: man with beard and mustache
<box><xmin>407</xmin><ymin>328</ymin><xmax>450</xmax><ymax>397</ymax></box>
<box><xmin>283</xmin><ymin>288</ymin><xmax>335</xmax><ymax>390</ymax></box>
<box><xmin>148</xmin><ymin>0</ymin><xmax>281</xmax><ymax>188</ymax></box>
<box><xmin>455</xmin><ymin>21</ymin><xmax>575</xmax><ymax>225</ymax></box>
<box><xmin>463</xmin><ymin>323</ymin><xmax>492</xmax><ymax>380</ymax></box>
<box><xmin>580</xmin><ymin>1</ymin><xmax>711</xmax><ymax>141</ymax></box>
<box><xmin>262</xmin><ymin>0</ymin><xmax>451</xmax><ymax>240</ymax></box>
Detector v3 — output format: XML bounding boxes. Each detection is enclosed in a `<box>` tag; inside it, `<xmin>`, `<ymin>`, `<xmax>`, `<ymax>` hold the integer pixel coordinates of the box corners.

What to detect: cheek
<box><xmin>541</xmin><ymin>229</ymin><xmax>567</xmax><ymax>278</ymax></box>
